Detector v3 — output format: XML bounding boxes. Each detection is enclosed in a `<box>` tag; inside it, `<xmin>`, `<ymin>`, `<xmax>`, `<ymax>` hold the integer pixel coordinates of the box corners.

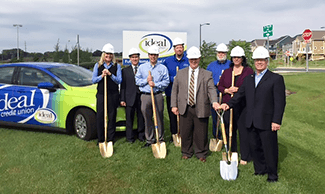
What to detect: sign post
<box><xmin>263</xmin><ymin>24</ymin><xmax>273</xmax><ymax>62</ymax></box>
<box><xmin>285</xmin><ymin>50</ymin><xmax>290</xmax><ymax>66</ymax></box>
<box><xmin>302</xmin><ymin>29</ymin><xmax>312</xmax><ymax>72</ymax></box>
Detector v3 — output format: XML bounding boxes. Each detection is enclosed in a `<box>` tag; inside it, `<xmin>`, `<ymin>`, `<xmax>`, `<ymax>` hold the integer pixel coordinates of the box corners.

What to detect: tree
<box><xmin>199</xmin><ymin>40</ymin><xmax>217</xmax><ymax>69</ymax></box>
<box><xmin>228</xmin><ymin>40</ymin><xmax>253</xmax><ymax>68</ymax></box>
<box><xmin>62</xmin><ymin>46</ymin><xmax>70</xmax><ymax>63</ymax></box>
<box><xmin>53</xmin><ymin>39</ymin><xmax>60</xmax><ymax>62</ymax></box>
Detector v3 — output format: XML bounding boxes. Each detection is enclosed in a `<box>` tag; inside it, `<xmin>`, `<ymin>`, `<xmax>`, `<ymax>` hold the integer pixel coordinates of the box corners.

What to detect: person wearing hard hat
<box><xmin>220</xmin><ymin>46</ymin><xmax>286</xmax><ymax>182</ymax></box>
<box><xmin>120</xmin><ymin>48</ymin><xmax>145</xmax><ymax>143</ymax></box>
<box><xmin>163</xmin><ymin>37</ymin><xmax>189</xmax><ymax>143</ymax></box>
<box><xmin>171</xmin><ymin>46</ymin><xmax>220</xmax><ymax>162</ymax></box>
<box><xmin>92</xmin><ymin>43</ymin><xmax>122</xmax><ymax>145</ymax></box>
<box><xmin>218</xmin><ymin>46</ymin><xmax>254</xmax><ymax>165</ymax></box>
<box><xmin>135</xmin><ymin>45</ymin><xmax>169</xmax><ymax>148</ymax></box>
<box><xmin>206</xmin><ymin>43</ymin><xmax>231</xmax><ymax>147</ymax></box>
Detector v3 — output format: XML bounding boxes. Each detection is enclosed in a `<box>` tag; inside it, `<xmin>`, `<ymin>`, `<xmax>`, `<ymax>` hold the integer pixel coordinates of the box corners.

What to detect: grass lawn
<box><xmin>1</xmin><ymin>72</ymin><xmax>324</xmax><ymax>193</ymax></box>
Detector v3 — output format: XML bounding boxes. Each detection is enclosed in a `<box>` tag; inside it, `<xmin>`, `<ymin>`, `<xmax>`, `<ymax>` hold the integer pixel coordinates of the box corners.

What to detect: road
<box><xmin>274</xmin><ymin>67</ymin><xmax>325</xmax><ymax>73</ymax></box>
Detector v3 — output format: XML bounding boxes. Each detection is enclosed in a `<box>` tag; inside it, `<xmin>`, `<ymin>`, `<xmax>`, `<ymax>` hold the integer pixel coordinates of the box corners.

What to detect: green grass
<box><xmin>1</xmin><ymin>73</ymin><xmax>325</xmax><ymax>193</ymax></box>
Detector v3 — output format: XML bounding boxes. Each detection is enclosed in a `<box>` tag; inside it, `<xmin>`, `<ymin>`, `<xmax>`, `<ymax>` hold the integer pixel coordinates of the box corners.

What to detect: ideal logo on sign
<box><xmin>139</xmin><ymin>33</ymin><xmax>173</xmax><ymax>54</ymax></box>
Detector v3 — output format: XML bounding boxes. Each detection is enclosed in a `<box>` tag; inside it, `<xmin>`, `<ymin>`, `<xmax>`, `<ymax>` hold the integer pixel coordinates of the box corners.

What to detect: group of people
<box><xmin>91</xmin><ymin>38</ymin><xmax>286</xmax><ymax>183</ymax></box>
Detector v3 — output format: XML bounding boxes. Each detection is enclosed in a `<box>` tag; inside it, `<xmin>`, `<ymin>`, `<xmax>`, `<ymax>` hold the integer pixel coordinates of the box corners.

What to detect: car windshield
<box><xmin>48</xmin><ymin>65</ymin><xmax>93</xmax><ymax>87</ymax></box>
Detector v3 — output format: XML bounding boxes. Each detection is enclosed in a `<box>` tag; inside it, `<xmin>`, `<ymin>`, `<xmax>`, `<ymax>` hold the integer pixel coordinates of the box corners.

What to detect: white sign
<box><xmin>123</xmin><ymin>31</ymin><xmax>187</xmax><ymax>65</ymax></box>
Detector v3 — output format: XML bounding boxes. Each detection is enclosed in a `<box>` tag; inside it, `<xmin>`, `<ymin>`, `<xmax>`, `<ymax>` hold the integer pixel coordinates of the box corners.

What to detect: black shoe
<box><xmin>169</xmin><ymin>138</ymin><xmax>173</xmax><ymax>143</ymax></box>
<box><xmin>127</xmin><ymin>139</ymin><xmax>135</xmax><ymax>144</ymax></box>
<box><xmin>267</xmin><ymin>178</ymin><xmax>278</xmax><ymax>183</ymax></box>
<box><xmin>138</xmin><ymin>138</ymin><xmax>145</xmax><ymax>142</ymax></box>
<box><xmin>141</xmin><ymin>143</ymin><xmax>151</xmax><ymax>148</ymax></box>
<box><xmin>254</xmin><ymin>172</ymin><xmax>267</xmax><ymax>176</ymax></box>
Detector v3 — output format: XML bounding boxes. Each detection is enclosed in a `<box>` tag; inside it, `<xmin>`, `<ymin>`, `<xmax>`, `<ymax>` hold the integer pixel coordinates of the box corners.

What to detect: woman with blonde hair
<box><xmin>92</xmin><ymin>43</ymin><xmax>122</xmax><ymax>145</ymax></box>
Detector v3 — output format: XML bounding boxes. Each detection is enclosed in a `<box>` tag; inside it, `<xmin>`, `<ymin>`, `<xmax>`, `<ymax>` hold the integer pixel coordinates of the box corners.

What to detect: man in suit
<box><xmin>171</xmin><ymin>46</ymin><xmax>220</xmax><ymax>162</ymax></box>
<box><xmin>163</xmin><ymin>37</ymin><xmax>189</xmax><ymax>143</ymax></box>
<box><xmin>221</xmin><ymin>46</ymin><xmax>286</xmax><ymax>182</ymax></box>
<box><xmin>120</xmin><ymin>48</ymin><xmax>145</xmax><ymax>143</ymax></box>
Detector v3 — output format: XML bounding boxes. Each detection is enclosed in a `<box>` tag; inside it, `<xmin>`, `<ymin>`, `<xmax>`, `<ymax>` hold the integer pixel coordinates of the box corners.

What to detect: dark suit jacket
<box><xmin>227</xmin><ymin>70</ymin><xmax>286</xmax><ymax>130</ymax></box>
<box><xmin>120</xmin><ymin>65</ymin><xmax>139</xmax><ymax>107</ymax></box>
<box><xmin>171</xmin><ymin>67</ymin><xmax>218</xmax><ymax>118</ymax></box>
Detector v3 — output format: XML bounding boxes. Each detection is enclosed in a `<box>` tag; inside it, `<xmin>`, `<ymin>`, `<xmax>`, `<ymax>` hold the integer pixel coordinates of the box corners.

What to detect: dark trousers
<box><xmin>96</xmin><ymin>92</ymin><xmax>119</xmax><ymax>143</ymax></box>
<box><xmin>125</xmin><ymin>93</ymin><xmax>145</xmax><ymax>142</ymax></box>
<box><xmin>223</xmin><ymin>108</ymin><xmax>239</xmax><ymax>152</ymax></box>
<box><xmin>248</xmin><ymin>125</ymin><xmax>278</xmax><ymax>180</ymax></box>
<box><xmin>180</xmin><ymin>105</ymin><xmax>209</xmax><ymax>159</ymax></box>
<box><xmin>238</xmin><ymin>108</ymin><xmax>252</xmax><ymax>161</ymax></box>
<box><xmin>166</xmin><ymin>96</ymin><xmax>177</xmax><ymax>135</ymax></box>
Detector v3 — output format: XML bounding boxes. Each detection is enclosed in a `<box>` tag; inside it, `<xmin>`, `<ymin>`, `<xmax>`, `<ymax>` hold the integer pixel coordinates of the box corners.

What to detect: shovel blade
<box><xmin>209</xmin><ymin>139</ymin><xmax>223</xmax><ymax>152</ymax></box>
<box><xmin>231</xmin><ymin>152</ymin><xmax>239</xmax><ymax>166</ymax></box>
<box><xmin>220</xmin><ymin>160</ymin><xmax>238</xmax><ymax>180</ymax></box>
<box><xmin>172</xmin><ymin>134</ymin><xmax>181</xmax><ymax>147</ymax></box>
<box><xmin>99</xmin><ymin>141</ymin><xmax>113</xmax><ymax>158</ymax></box>
<box><xmin>152</xmin><ymin>142</ymin><xmax>167</xmax><ymax>159</ymax></box>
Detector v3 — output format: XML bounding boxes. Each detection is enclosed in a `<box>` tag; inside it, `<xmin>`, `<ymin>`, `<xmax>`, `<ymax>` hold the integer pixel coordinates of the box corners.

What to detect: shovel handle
<box><xmin>104</xmin><ymin>75</ymin><xmax>107</xmax><ymax>143</ymax></box>
<box><xmin>149</xmin><ymin>71</ymin><xmax>160</xmax><ymax>144</ymax></box>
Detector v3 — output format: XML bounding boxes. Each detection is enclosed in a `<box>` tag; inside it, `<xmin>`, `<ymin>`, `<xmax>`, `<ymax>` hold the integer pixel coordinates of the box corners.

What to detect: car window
<box><xmin>18</xmin><ymin>67</ymin><xmax>59</xmax><ymax>87</ymax></box>
<box><xmin>48</xmin><ymin>65</ymin><xmax>93</xmax><ymax>86</ymax></box>
<box><xmin>0</xmin><ymin>67</ymin><xmax>15</xmax><ymax>84</ymax></box>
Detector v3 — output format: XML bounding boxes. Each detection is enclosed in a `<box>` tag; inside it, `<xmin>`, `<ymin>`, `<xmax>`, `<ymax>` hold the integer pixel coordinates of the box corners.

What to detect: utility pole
<box><xmin>13</xmin><ymin>24</ymin><xmax>23</xmax><ymax>60</ymax></box>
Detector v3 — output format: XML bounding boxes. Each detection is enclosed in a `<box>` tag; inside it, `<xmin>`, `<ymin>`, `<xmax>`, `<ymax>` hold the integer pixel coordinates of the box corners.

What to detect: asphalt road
<box><xmin>274</xmin><ymin>67</ymin><xmax>325</xmax><ymax>73</ymax></box>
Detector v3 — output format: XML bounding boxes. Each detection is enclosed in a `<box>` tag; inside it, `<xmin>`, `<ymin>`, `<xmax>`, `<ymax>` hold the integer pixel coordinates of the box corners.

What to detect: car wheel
<box><xmin>74</xmin><ymin>108</ymin><xmax>97</xmax><ymax>140</ymax></box>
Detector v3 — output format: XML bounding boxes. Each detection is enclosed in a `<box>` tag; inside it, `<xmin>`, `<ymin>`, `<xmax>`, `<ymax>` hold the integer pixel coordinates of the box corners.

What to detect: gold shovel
<box><xmin>228</xmin><ymin>70</ymin><xmax>238</xmax><ymax>164</ymax></box>
<box><xmin>209</xmin><ymin>92</ymin><xmax>223</xmax><ymax>151</ymax></box>
<box><xmin>99</xmin><ymin>75</ymin><xmax>113</xmax><ymax>158</ymax></box>
<box><xmin>149</xmin><ymin>71</ymin><xmax>167</xmax><ymax>159</ymax></box>
<box><xmin>172</xmin><ymin>66</ymin><xmax>181</xmax><ymax>147</ymax></box>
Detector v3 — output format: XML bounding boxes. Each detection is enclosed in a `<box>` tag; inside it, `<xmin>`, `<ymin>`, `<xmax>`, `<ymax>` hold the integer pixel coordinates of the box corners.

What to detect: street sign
<box><xmin>302</xmin><ymin>29</ymin><xmax>312</xmax><ymax>43</ymax></box>
<box><xmin>263</xmin><ymin>24</ymin><xmax>273</xmax><ymax>37</ymax></box>
<box><xmin>285</xmin><ymin>50</ymin><xmax>290</xmax><ymax>56</ymax></box>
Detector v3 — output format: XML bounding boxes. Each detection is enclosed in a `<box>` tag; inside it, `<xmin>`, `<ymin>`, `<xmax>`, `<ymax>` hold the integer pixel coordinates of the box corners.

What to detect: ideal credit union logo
<box><xmin>139</xmin><ymin>33</ymin><xmax>173</xmax><ymax>54</ymax></box>
<box><xmin>34</xmin><ymin>108</ymin><xmax>57</xmax><ymax>124</ymax></box>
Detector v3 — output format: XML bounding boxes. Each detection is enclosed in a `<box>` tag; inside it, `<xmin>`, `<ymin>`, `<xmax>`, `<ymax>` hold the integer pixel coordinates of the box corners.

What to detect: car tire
<box><xmin>74</xmin><ymin>108</ymin><xmax>97</xmax><ymax>141</ymax></box>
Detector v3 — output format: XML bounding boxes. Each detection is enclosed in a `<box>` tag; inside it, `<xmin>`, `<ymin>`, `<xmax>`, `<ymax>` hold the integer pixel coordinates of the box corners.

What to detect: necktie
<box><xmin>188</xmin><ymin>69</ymin><xmax>195</xmax><ymax>106</ymax></box>
<box><xmin>134</xmin><ymin>66</ymin><xmax>137</xmax><ymax>74</ymax></box>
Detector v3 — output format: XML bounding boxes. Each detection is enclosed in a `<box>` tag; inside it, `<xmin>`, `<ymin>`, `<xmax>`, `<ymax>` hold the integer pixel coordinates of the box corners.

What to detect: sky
<box><xmin>1</xmin><ymin>0</ymin><xmax>325</xmax><ymax>53</ymax></box>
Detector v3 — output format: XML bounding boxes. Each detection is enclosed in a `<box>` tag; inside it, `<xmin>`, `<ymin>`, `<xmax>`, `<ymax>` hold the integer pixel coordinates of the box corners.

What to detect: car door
<box><xmin>0</xmin><ymin>66</ymin><xmax>16</xmax><ymax>122</ymax></box>
<box><xmin>13</xmin><ymin>67</ymin><xmax>60</xmax><ymax>126</ymax></box>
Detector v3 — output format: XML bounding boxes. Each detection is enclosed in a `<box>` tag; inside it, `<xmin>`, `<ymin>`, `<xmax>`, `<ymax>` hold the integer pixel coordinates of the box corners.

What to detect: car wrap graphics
<box><xmin>0</xmin><ymin>84</ymin><xmax>59</xmax><ymax>126</ymax></box>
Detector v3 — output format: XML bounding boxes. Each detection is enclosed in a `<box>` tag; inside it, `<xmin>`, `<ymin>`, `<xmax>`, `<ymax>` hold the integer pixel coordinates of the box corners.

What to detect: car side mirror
<box><xmin>38</xmin><ymin>82</ymin><xmax>57</xmax><ymax>92</ymax></box>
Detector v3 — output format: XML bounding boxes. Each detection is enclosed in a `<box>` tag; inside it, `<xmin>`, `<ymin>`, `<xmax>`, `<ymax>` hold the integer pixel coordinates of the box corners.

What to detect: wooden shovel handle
<box><xmin>149</xmin><ymin>71</ymin><xmax>160</xmax><ymax>143</ymax></box>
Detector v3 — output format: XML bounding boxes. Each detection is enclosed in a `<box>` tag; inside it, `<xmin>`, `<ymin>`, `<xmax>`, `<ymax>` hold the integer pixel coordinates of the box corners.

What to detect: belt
<box><xmin>141</xmin><ymin>91</ymin><xmax>162</xmax><ymax>95</ymax></box>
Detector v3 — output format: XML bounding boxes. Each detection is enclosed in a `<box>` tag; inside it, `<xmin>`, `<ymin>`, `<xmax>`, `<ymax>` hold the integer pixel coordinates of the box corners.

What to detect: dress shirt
<box><xmin>91</xmin><ymin>62</ymin><xmax>122</xmax><ymax>84</ymax></box>
<box><xmin>255</xmin><ymin>69</ymin><xmax>268</xmax><ymax>87</ymax></box>
<box><xmin>187</xmin><ymin>67</ymin><xmax>199</xmax><ymax>105</ymax></box>
<box><xmin>135</xmin><ymin>61</ymin><xmax>170</xmax><ymax>93</ymax></box>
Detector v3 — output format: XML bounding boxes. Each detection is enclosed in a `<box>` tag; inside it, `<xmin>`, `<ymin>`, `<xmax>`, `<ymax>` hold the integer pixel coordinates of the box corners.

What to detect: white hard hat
<box><xmin>148</xmin><ymin>45</ymin><xmax>160</xmax><ymax>54</ymax></box>
<box><xmin>173</xmin><ymin>37</ymin><xmax>184</xmax><ymax>47</ymax></box>
<box><xmin>230</xmin><ymin>46</ymin><xmax>245</xmax><ymax>57</ymax></box>
<box><xmin>252</xmin><ymin>46</ymin><xmax>269</xmax><ymax>59</ymax></box>
<box><xmin>102</xmin><ymin>43</ymin><xmax>114</xmax><ymax>53</ymax></box>
<box><xmin>216</xmin><ymin>43</ymin><xmax>228</xmax><ymax>52</ymax></box>
<box><xmin>128</xmin><ymin>48</ymin><xmax>140</xmax><ymax>57</ymax></box>
<box><xmin>187</xmin><ymin>46</ymin><xmax>201</xmax><ymax>59</ymax></box>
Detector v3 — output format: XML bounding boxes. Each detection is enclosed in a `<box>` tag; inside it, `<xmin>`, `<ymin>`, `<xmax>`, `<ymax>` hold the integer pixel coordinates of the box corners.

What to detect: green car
<box><xmin>0</xmin><ymin>62</ymin><xmax>126</xmax><ymax>140</ymax></box>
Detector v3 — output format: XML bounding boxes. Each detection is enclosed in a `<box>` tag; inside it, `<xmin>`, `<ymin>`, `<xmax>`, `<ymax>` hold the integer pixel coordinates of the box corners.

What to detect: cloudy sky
<box><xmin>1</xmin><ymin>0</ymin><xmax>325</xmax><ymax>53</ymax></box>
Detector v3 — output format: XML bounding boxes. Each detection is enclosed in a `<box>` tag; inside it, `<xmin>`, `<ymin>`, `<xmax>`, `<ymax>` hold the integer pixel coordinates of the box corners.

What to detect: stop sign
<box><xmin>302</xmin><ymin>29</ymin><xmax>312</xmax><ymax>43</ymax></box>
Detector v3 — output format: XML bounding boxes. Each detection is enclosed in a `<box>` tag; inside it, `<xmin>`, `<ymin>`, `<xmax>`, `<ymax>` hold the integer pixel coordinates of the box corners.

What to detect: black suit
<box><xmin>120</xmin><ymin>65</ymin><xmax>145</xmax><ymax>142</ymax></box>
<box><xmin>227</xmin><ymin>70</ymin><xmax>286</xmax><ymax>181</ymax></box>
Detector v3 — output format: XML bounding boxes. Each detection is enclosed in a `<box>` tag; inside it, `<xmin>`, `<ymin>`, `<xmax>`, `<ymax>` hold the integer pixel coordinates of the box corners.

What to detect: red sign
<box><xmin>302</xmin><ymin>29</ymin><xmax>312</xmax><ymax>43</ymax></box>
<box><xmin>285</xmin><ymin>50</ymin><xmax>290</xmax><ymax>56</ymax></box>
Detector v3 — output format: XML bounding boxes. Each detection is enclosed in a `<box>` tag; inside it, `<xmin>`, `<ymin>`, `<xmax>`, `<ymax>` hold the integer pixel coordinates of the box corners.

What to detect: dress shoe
<box><xmin>141</xmin><ymin>143</ymin><xmax>151</xmax><ymax>148</ymax></box>
<box><xmin>181</xmin><ymin>155</ymin><xmax>189</xmax><ymax>160</ymax></box>
<box><xmin>267</xmin><ymin>178</ymin><xmax>278</xmax><ymax>183</ymax></box>
<box><xmin>127</xmin><ymin>140</ymin><xmax>135</xmax><ymax>144</ymax></box>
<box><xmin>254</xmin><ymin>172</ymin><xmax>266</xmax><ymax>176</ymax></box>
<box><xmin>199</xmin><ymin>158</ymin><xmax>206</xmax><ymax>163</ymax></box>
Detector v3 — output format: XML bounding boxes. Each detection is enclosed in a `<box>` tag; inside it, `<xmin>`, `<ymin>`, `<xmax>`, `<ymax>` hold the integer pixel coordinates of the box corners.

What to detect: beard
<box><xmin>217</xmin><ymin>55</ymin><xmax>227</xmax><ymax>62</ymax></box>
